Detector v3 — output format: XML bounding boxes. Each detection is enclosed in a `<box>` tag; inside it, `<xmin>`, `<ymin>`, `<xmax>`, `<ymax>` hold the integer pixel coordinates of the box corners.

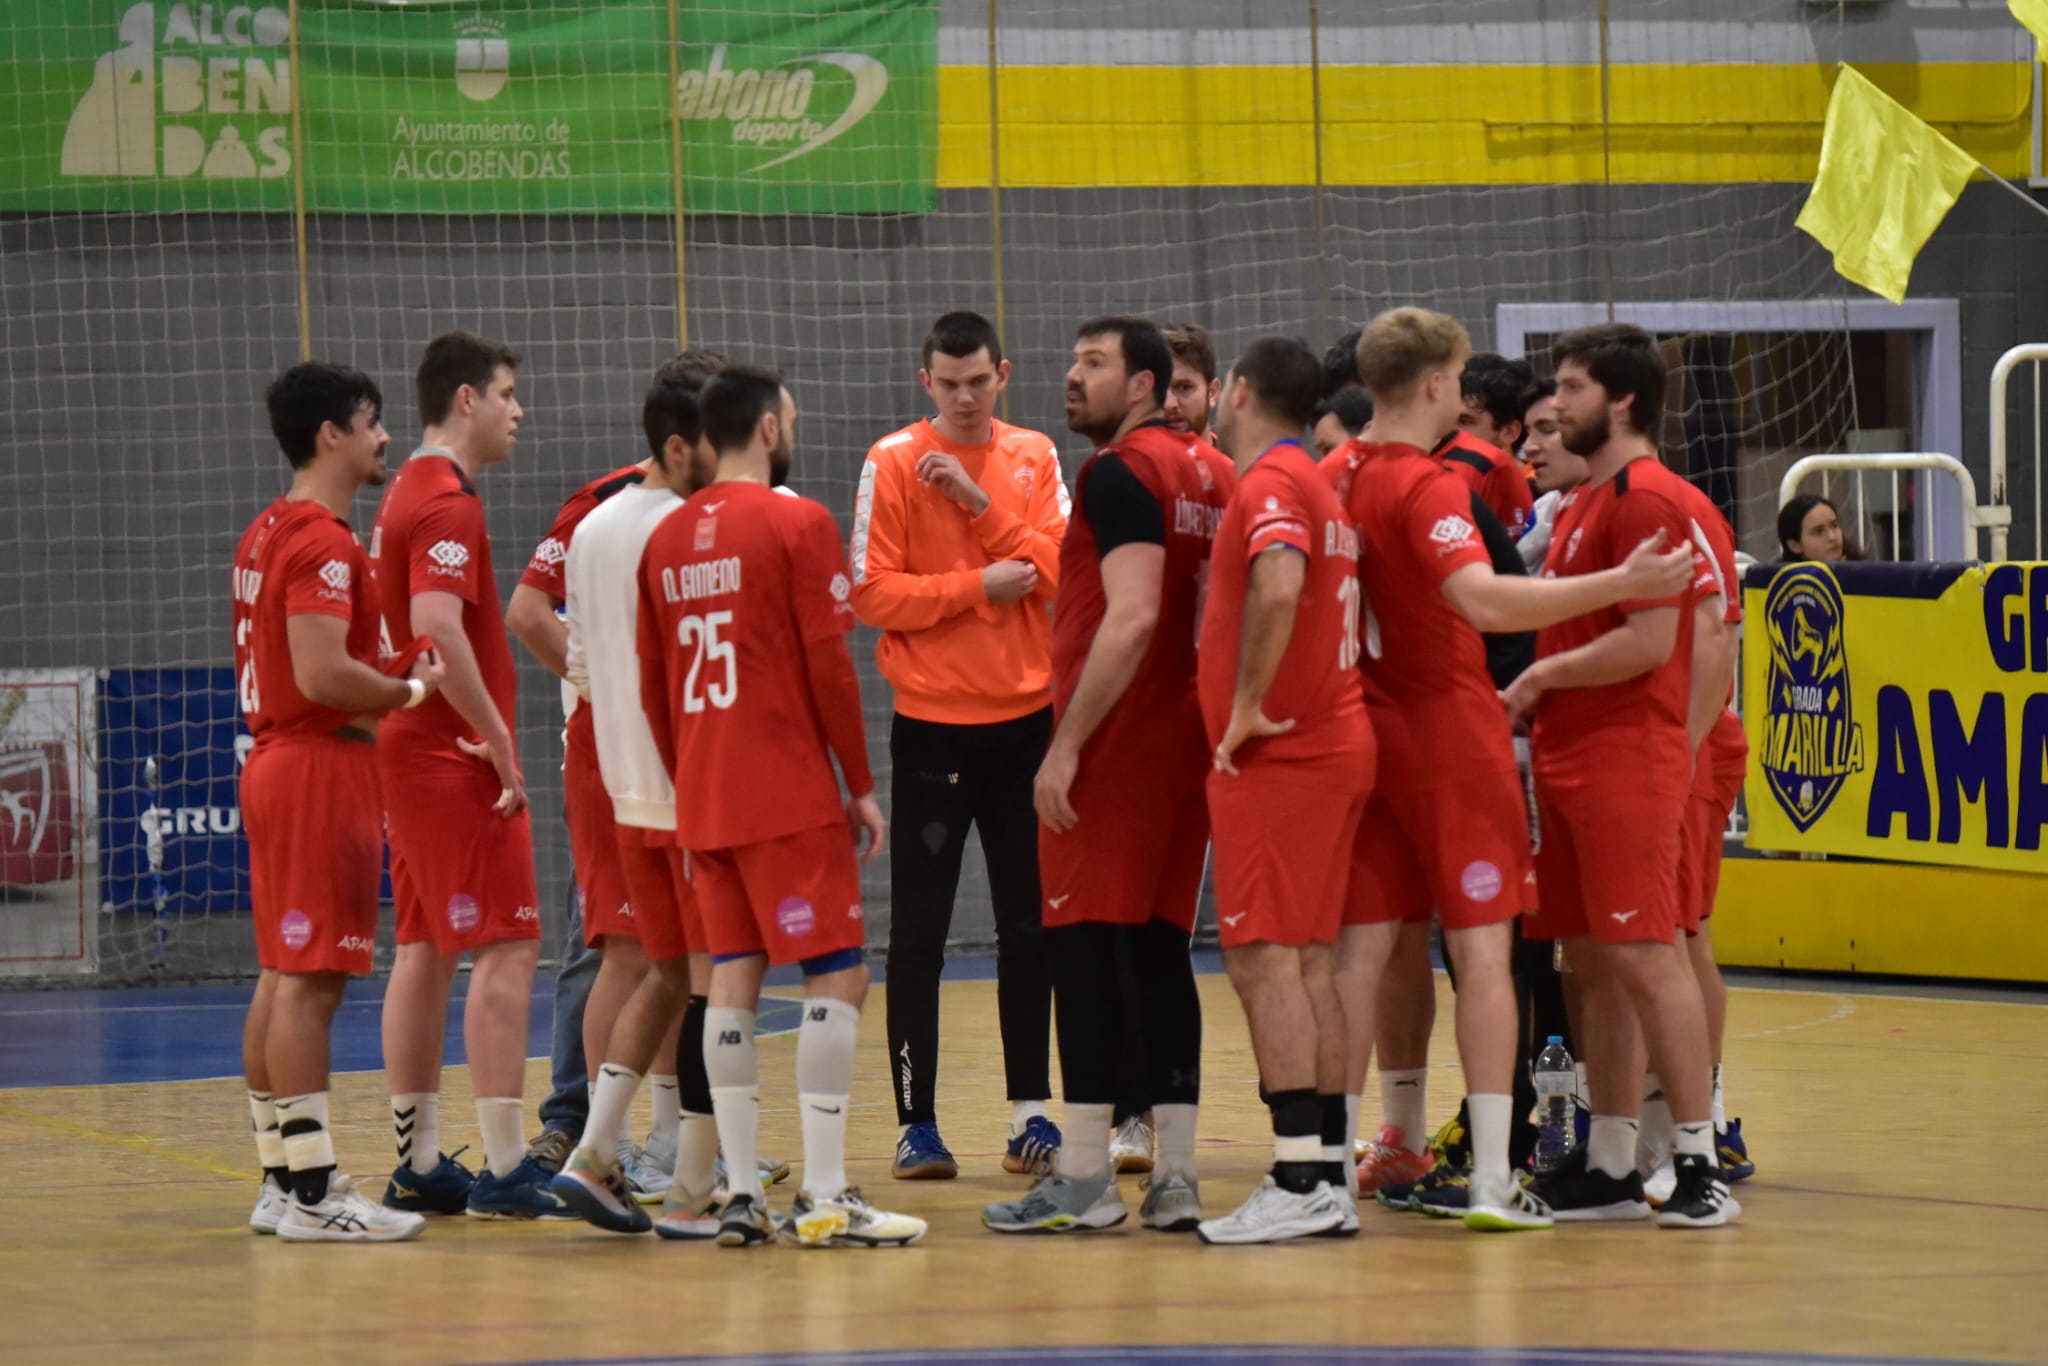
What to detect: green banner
<box><xmin>0</xmin><ymin>1</ymin><xmax>936</xmax><ymax>214</ymax></box>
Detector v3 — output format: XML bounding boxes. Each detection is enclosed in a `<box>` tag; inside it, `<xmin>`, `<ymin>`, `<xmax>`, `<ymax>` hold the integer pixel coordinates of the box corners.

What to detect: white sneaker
<box><xmin>1464</xmin><ymin>1182</ymin><xmax>1555</xmax><ymax>1233</ymax></box>
<box><xmin>250</xmin><ymin>1178</ymin><xmax>289</xmax><ymax>1235</ymax></box>
<box><xmin>277</xmin><ymin>1174</ymin><xmax>427</xmax><ymax>1243</ymax></box>
<box><xmin>618</xmin><ymin>1139</ymin><xmax>673</xmax><ymax>1204</ymax></box>
<box><xmin>1138</xmin><ymin>1173</ymin><xmax>1202</xmax><ymax>1232</ymax></box>
<box><xmin>787</xmin><ymin>1187</ymin><xmax>928</xmax><ymax>1248</ymax></box>
<box><xmin>654</xmin><ymin>1182</ymin><xmax>722</xmax><ymax>1242</ymax></box>
<box><xmin>1643</xmin><ymin>1158</ymin><xmax>1678</xmax><ymax>1207</ymax></box>
<box><xmin>1316</xmin><ymin>1184</ymin><xmax>1361</xmax><ymax>1238</ymax></box>
<box><xmin>1196</xmin><ymin>1176</ymin><xmax>1346</xmax><ymax>1245</ymax></box>
<box><xmin>1110</xmin><ymin>1113</ymin><xmax>1155</xmax><ymax>1175</ymax></box>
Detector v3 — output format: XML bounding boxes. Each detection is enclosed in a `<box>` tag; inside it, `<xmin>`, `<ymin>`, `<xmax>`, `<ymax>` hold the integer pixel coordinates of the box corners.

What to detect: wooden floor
<box><xmin>2</xmin><ymin>973</ymin><xmax>2044</xmax><ymax>1366</ymax></box>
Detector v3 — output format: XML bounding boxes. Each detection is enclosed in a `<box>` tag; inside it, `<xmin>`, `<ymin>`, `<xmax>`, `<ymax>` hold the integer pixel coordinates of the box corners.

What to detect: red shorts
<box><xmin>1346</xmin><ymin>772</ymin><xmax>1535</xmax><ymax>932</ymax></box>
<box><xmin>1206</xmin><ymin>767</ymin><xmax>1365</xmax><ymax>949</ymax></box>
<box><xmin>690</xmin><ymin>822</ymin><xmax>866</xmax><ymax>966</ymax></box>
<box><xmin>614</xmin><ymin>825</ymin><xmax>700</xmax><ymax>962</ymax></box>
<box><xmin>564</xmin><ymin>729</ymin><xmax>632</xmax><ymax>947</ymax></box>
<box><xmin>1524</xmin><ymin>784</ymin><xmax>1685</xmax><ymax>946</ymax></box>
<box><xmin>242</xmin><ymin>735</ymin><xmax>382</xmax><ymax>975</ymax></box>
<box><xmin>1677</xmin><ymin>789</ymin><xmax>1734</xmax><ymax>937</ymax></box>
<box><xmin>379</xmin><ymin>741</ymin><xmax>541</xmax><ymax>954</ymax></box>
<box><xmin>1040</xmin><ymin>772</ymin><xmax>1208</xmax><ymax>933</ymax></box>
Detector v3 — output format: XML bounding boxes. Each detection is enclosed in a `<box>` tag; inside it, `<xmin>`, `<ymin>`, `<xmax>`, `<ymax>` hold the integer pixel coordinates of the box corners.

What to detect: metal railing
<box><xmin>1778</xmin><ymin>452</ymin><xmax>2006</xmax><ymax>564</ymax></box>
<box><xmin>1988</xmin><ymin>343</ymin><xmax>2046</xmax><ymax>561</ymax></box>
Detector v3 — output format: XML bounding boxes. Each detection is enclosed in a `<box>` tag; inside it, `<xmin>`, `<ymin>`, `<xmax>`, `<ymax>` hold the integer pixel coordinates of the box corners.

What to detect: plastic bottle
<box><xmin>1532</xmin><ymin>1035</ymin><xmax>1575</xmax><ymax>1172</ymax></box>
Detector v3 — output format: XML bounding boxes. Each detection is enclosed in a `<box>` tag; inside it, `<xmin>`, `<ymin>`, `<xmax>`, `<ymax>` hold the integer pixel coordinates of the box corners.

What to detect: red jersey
<box><xmin>637</xmin><ymin>482</ymin><xmax>858</xmax><ymax>850</ymax></box>
<box><xmin>1674</xmin><ymin>483</ymin><xmax>1750</xmax><ymax>796</ymax></box>
<box><xmin>369</xmin><ymin>450</ymin><xmax>519</xmax><ymax>747</ymax></box>
<box><xmin>520</xmin><ymin>463</ymin><xmax>647</xmax><ymax>602</ymax></box>
<box><xmin>1198</xmin><ymin>441</ymin><xmax>1370</xmax><ymax>782</ymax></box>
<box><xmin>1050</xmin><ymin>422</ymin><xmax>1235</xmax><ymax>777</ymax></box>
<box><xmin>1321</xmin><ymin>440</ymin><xmax>1510</xmax><ymax>793</ymax></box>
<box><xmin>232</xmin><ymin>497</ymin><xmax>380</xmax><ymax>741</ymax></box>
<box><xmin>1533</xmin><ymin>456</ymin><xmax>1711</xmax><ymax>794</ymax></box>
<box><xmin>1436</xmin><ymin>429</ymin><xmax>1534</xmax><ymax>540</ymax></box>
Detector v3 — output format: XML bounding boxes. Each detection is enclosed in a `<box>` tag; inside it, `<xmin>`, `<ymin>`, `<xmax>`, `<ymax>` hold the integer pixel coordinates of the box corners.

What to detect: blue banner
<box><xmin>98</xmin><ymin>668</ymin><xmax>248</xmax><ymax>916</ymax></box>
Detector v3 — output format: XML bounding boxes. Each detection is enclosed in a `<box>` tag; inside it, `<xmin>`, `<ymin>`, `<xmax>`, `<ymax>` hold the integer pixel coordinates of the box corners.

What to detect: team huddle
<box><xmin>230</xmin><ymin>308</ymin><xmax>1751</xmax><ymax>1247</ymax></box>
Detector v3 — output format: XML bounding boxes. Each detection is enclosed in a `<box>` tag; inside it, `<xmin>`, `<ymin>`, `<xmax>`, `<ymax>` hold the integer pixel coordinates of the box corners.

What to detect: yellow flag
<box><xmin>1795</xmin><ymin>65</ymin><xmax>1976</xmax><ymax>304</ymax></box>
<box><xmin>2011</xmin><ymin>0</ymin><xmax>2048</xmax><ymax>50</ymax></box>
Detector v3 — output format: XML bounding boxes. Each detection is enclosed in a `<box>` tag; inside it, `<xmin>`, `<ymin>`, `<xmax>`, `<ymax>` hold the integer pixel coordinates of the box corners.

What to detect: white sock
<box><xmin>1588</xmin><ymin>1114</ymin><xmax>1639</xmax><ymax>1180</ymax></box>
<box><xmin>795</xmin><ymin>997</ymin><xmax>860</xmax><ymax>1201</ymax></box>
<box><xmin>1466</xmin><ymin>1092</ymin><xmax>1514</xmax><ymax>1204</ymax></box>
<box><xmin>584</xmin><ymin>1063</ymin><xmax>643</xmax><ymax>1164</ymax></box>
<box><xmin>1344</xmin><ymin>1093</ymin><xmax>1362</xmax><ymax>1155</ymax></box>
<box><xmin>1381</xmin><ymin>1069</ymin><xmax>1428</xmax><ymax>1150</ymax></box>
<box><xmin>1057</xmin><ymin>1103</ymin><xmax>1113</xmax><ymax>1179</ymax></box>
<box><xmin>1009</xmin><ymin>1099</ymin><xmax>1048</xmax><ymax>1137</ymax></box>
<box><xmin>1639</xmin><ymin>1072</ymin><xmax>1674</xmax><ymax>1172</ymax></box>
<box><xmin>677</xmin><ymin>1112</ymin><xmax>719</xmax><ymax>1194</ymax></box>
<box><xmin>1274</xmin><ymin>1133</ymin><xmax>1322</xmax><ymax>1165</ymax></box>
<box><xmin>1674</xmin><ymin>1120</ymin><xmax>1714</xmax><ymax>1161</ymax></box>
<box><xmin>649</xmin><ymin>1074</ymin><xmax>681</xmax><ymax>1147</ymax></box>
<box><xmin>1710</xmin><ymin>1063</ymin><xmax>1727</xmax><ymax>1128</ymax></box>
<box><xmin>1154</xmin><ymin>1102</ymin><xmax>1198</xmax><ymax>1178</ymax></box>
<box><xmin>475</xmin><ymin>1097</ymin><xmax>526</xmax><ymax>1178</ymax></box>
<box><xmin>275</xmin><ymin>1092</ymin><xmax>336</xmax><ymax>1184</ymax></box>
<box><xmin>248</xmin><ymin>1090</ymin><xmax>285</xmax><ymax>1175</ymax></box>
<box><xmin>704</xmin><ymin>1006</ymin><xmax>762</xmax><ymax>1202</ymax></box>
<box><xmin>392</xmin><ymin>1091</ymin><xmax>438</xmax><ymax>1174</ymax></box>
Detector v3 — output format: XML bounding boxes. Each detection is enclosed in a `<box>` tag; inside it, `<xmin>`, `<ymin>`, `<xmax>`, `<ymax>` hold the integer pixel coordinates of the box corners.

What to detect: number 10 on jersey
<box><xmin>677</xmin><ymin>610</ymin><xmax>736</xmax><ymax>712</ymax></box>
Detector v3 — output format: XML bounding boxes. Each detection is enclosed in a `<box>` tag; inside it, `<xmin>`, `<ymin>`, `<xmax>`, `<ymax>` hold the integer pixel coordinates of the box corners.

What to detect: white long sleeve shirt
<box><xmin>565</xmin><ymin>484</ymin><xmax>687</xmax><ymax>831</ymax></box>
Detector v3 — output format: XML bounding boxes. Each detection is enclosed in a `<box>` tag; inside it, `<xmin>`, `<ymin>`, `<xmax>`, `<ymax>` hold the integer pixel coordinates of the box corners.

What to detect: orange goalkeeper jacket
<box><xmin>849</xmin><ymin>417</ymin><xmax>1070</xmax><ymax>724</ymax></box>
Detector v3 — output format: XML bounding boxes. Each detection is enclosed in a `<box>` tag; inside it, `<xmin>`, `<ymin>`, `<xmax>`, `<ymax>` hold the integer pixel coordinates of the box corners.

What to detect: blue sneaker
<box><xmin>383</xmin><ymin>1148</ymin><xmax>475</xmax><ymax>1215</ymax></box>
<box><xmin>891</xmin><ymin>1122</ymin><xmax>958</xmax><ymax>1180</ymax></box>
<box><xmin>1716</xmin><ymin>1118</ymin><xmax>1755</xmax><ymax>1182</ymax></box>
<box><xmin>1002</xmin><ymin>1115</ymin><xmax>1062</xmax><ymax>1176</ymax></box>
<box><xmin>467</xmin><ymin>1155</ymin><xmax>577</xmax><ymax>1220</ymax></box>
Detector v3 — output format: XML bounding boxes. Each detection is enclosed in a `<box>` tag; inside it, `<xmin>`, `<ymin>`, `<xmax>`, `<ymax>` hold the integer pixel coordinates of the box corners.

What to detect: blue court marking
<box><xmin>458</xmin><ymin>1347</ymin><xmax>2000</xmax><ymax>1366</ymax></box>
<box><xmin>0</xmin><ymin>978</ymin><xmax>805</xmax><ymax>1090</ymax></box>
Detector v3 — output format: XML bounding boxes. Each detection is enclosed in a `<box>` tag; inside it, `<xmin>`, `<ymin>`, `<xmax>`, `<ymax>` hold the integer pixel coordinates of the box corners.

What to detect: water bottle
<box><xmin>1532</xmin><ymin>1035</ymin><xmax>1575</xmax><ymax>1172</ymax></box>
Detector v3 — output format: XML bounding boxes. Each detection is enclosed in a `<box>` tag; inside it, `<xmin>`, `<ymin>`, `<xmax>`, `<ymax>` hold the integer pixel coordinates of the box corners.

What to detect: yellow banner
<box><xmin>1743</xmin><ymin>561</ymin><xmax>2048</xmax><ymax>873</ymax></box>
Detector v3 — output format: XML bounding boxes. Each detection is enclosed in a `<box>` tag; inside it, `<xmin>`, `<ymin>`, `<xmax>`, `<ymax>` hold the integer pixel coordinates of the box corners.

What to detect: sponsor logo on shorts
<box><xmin>426</xmin><ymin>539</ymin><xmax>470</xmax><ymax>577</ymax></box>
<box><xmin>613</xmin><ymin>900</ymin><xmax>633</xmax><ymax>919</ymax></box>
<box><xmin>514</xmin><ymin>904</ymin><xmax>539</xmax><ymax>922</ymax></box>
<box><xmin>775</xmin><ymin>896</ymin><xmax>816</xmax><ymax>938</ymax></box>
<box><xmin>1047</xmin><ymin>893</ymin><xmax>1070</xmax><ymax>910</ymax></box>
<box><xmin>279</xmin><ymin>908</ymin><xmax>313</xmax><ymax>951</ymax></box>
<box><xmin>1460</xmin><ymin>860</ymin><xmax>1503</xmax><ymax>903</ymax></box>
<box><xmin>446</xmin><ymin>893</ymin><xmax>480</xmax><ymax>934</ymax></box>
<box><xmin>848</xmin><ymin>903</ymin><xmax>862</xmax><ymax>920</ymax></box>
<box><xmin>1760</xmin><ymin>562</ymin><xmax>1864</xmax><ymax>833</ymax></box>
<box><xmin>336</xmin><ymin>935</ymin><xmax>376</xmax><ymax>954</ymax></box>
<box><xmin>1221</xmin><ymin>912</ymin><xmax>1246</xmax><ymax>928</ymax></box>
<box><xmin>1611</xmin><ymin>909</ymin><xmax>1639</xmax><ymax>924</ymax></box>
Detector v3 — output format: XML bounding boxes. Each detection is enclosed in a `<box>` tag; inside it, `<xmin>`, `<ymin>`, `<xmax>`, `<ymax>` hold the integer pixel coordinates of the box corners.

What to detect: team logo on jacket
<box><xmin>1761</xmin><ymin>563</ymin><xmax>1864</xmax><ymax>832</ymax></box>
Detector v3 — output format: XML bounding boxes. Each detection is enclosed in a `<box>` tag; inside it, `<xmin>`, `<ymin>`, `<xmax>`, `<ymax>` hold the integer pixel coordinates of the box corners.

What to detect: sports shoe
<box><xmin>982</xmin><ymin>1170</ymin><xmax>1126</xmax><ymax>1233</ymax></box>
<box><xmin>1644</xmin><ymin>1158</ymin><xmax>1678</xmax><ymax>1207</ymax></box>
<box><xmin>1313</xmin><ymin>1184</ymin><xmax>1361</xmax><ymax>1238</ymax></box>
<box><xmin>1717</xmin><ymin>1118</ymin><xmax>1755</xmax><ymax>1181</ymax></box>
<box><xmin>1464</xmin><ymin>1183</ymin><xmax>1554</xmax><ymax>1232</ymax></box>
<box><xmin>654</xmin><ymin>1182</ymin><xmax>722</xmax><ymax>1241</ymax></box>
<box><xmin>713</xmin><ymin>1152</ymin><xmax>793</xmax><ymax>1187</ymax></box>
<box><xmin>278</xmin><ymin>1173</ymin><xmax>427</xmax><ymax>1243</ymax></box>
<box><xmin>891</xmin><ymin>1122</ymin><xmax>959</xmax><ymax>1180</ymax></box>
<box><xmin>525</xmin><ymin>1128</ymin><xmax>575</xmax><ymax>1175</ymax></box>
<box><xmin>1656</xmin><ymin>1153</ymin><xmax>1741</xmax><ymax>1228</ymax></box>
<box><xmin>643</xmin><ymin>1126</ymin><xmax>678</xmax><ymax>1179</ymax></box>
<box><xmin>467</xmin><ymin>1156</ymin><xmax>577</xmax><ymax>1220</ymax></box>
<box><xmin>714</xmin><ymin>1192</ymin><xmax>780</xmax><ymax>1247</ymax></box>
<box><xmin>250</xmin><ymin>1177</ymin><xmax>289</xmax><ymax>1234</ymax></box>
<box><xmin>1003</xmin><ymin>1115</ymin><xmax>1062</xmax><ymax>1176</ymax></box>
<box><xmin>618</xmin><ymin>1139</ymin><xmax>673</xmax><ymax>1204</ymax></box>
<box><xmin>550</xmin><ymin>1147</ymin><xmax>653</xmax><ymax>1234</ymax></box>
<box><xmin>1110</xmin><ymin>1113</ymin><xmax>1156</xmax><ymax>1175</ymax></box>
<box><xmin>1196</xmin><ymin>1176</ymin><xmax>1347</xmax><ymax>1245</ymax></box>
<box><xmin>1355</xmin><ymin>1125</ymin><xmax>1435</xmax><ymax>1195</ymax></box>
<box><xmin>383</xmin><ymin>1149</ymin><xmax>475</xmax><ymax>1215</ymax></box>
<box><xmin>1410</xmin><ymin>1165</ymin><xmax>1473</xmax><ymax>1218</ymax></box>
<box><xmin>787</xmin><ymin>1187</ymin><xmax>928</xmax><ymax>1248</ymax></box>
<box><xmin>1138</xmin><ymin>1173</ymin><xmax>1202</xmax><ymax>1232</ymax></box>
<box><xmin>1528</xmin><ymin>1148</ymin><xmax>1651</xmax><ymax>1222</ymax></box>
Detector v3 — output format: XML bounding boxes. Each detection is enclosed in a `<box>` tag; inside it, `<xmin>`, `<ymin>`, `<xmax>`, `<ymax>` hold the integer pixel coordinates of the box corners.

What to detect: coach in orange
<box><xmin>849</xmin><ymin>311</ymin><xmax>1069</xmax><ymax>1182</ymax></box>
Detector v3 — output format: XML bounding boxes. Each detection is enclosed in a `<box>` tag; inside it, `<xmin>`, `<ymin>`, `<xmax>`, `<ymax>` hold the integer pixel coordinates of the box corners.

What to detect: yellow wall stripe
<box><xmin>938</xmin><ymin>61</ymin><xmax>2034</xmax><ymax>188</ymax></box>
